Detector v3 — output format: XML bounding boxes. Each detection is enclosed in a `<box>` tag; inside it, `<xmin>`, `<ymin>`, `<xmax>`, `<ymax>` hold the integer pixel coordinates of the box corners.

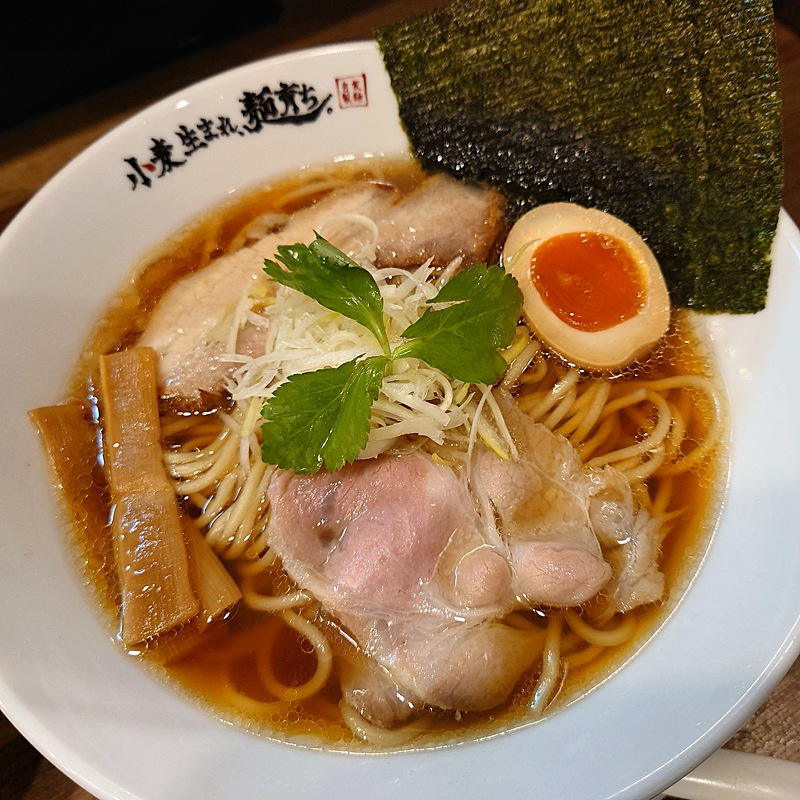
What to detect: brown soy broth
<box><xmin>58</xmin><ymin>156</ymin><xmax>726</xmax><ymax>749</ymax></box>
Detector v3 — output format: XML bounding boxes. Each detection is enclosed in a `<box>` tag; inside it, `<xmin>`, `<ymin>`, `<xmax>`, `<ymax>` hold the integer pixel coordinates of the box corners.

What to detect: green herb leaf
<box><xmin>264</xmin><ymin>234</ymin><xmax>391</xmax><ymax>354</ymax></box>
<box><xmin>259</xmin><ymin>241</ymin><xmax>523</xmax><ymax>474</ymax></box>
<box><xmin>261</xmin><ymin>355</ymin><xmax>389</xmax><ymax>474</ymax></box>
<box><xmin>394</xmin><ymin>263</ymin><xmax>523</xmax><ymax>384</ymax></box>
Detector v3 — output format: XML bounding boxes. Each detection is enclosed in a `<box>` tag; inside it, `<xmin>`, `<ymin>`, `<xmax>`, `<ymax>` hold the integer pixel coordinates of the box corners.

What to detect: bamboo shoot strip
<box><xmin>181</xmin><ymin>511</ymin><xmax>242</xmax><ymax>630</ymax></box>
<box><xmin>99</xmin><ymin>347</ymin><xmax>198</xmax><ymax>645</ymax></box>
<box><xmin>149</xmin><ymin>513</ymin><xmax>243</xmax><ymax>664</ymax></box>
<box><xmin>28</xmin><ymin>403</ymin><xmax>118</xmax><ymax>606</ymax></box>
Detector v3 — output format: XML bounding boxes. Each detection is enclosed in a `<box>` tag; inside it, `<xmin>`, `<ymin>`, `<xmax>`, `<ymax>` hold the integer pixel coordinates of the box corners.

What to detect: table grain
<box><xmin>1</xmin><ymin>2</ymin><xmax>798</xmax><ymax>797</ymax></box>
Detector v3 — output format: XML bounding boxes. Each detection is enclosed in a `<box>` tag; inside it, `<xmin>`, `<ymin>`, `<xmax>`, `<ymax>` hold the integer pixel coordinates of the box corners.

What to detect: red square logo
<box><xmin>336</xmin><ymin>74</ymin><xmax>368</xmax><ymax>108</ymax></box>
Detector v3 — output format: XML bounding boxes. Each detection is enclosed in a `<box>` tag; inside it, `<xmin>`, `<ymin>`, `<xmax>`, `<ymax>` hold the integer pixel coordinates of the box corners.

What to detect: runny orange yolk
<box><xmin>530</xmin><ymin>231</ymin><xmax>646</xmax><ymax>332</ymax></box>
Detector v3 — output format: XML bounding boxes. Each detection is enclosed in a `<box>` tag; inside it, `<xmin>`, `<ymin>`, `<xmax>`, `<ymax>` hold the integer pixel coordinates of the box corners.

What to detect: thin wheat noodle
<box><xmin>665</xmin><ymin>401</ymin><xmax>687</xmax><ymax>457</ymax></box>
<box><xmin>242</xmin><ymin>525</ymin><xmax>272</xmax><ymax>565</ymax></box>
<box><xmin>524</xmin><ymin>369</ymin><xmax>580</xmax><ymax>419</ymax></box>
<box><xmin>172</xmin><ymin>431</ymin><xmax>240</xmax><ymax>493</ymax></box>
<box><xmin>207</xmin><ymin>461</ymin><xmax>273</xmax><ymax>559</ymax></box>
<box><xmin>195</xmin><ymin>472</ymin><xmax>238</xmax><ymax>527</ymax></box>
<box><xmin>555</xmin><ymin>380</ymin><xmax>610</xmax><ymax>442</ymax></box>
<box><xmin>206</xmin><ymin>506</ymin><xmax>236</xmax><ymax>553</ymax></box>
<box><xmin>236</xmin><ymin>546</ymin><xmax>280</xmax><ymax>577</ymax></box>
<box><xmin>577</xmin><ymin>415</ymin><xmax>621</xmax><ymax>462</ymax></box>
<box><xmin>651</xmin><ymin>477</ymin><xmax>676</xmax><ymax>519</ymax></box>
<box><xmin>165</xmin><ymin>419</ymin><xmax>228</xmax><ymax>463</ymax></box>
<box><xmin>220</xmin><ymin>460</ymin><xmax>272</xmax><ymax>556</ymax></box>
<box><xmin>166</xmin><ymin>438</ymin><xmax>222</xmax><ymax>472</ymax></box>
<box><xmin>543</xmin><ymin>387</ymin><xmax>578</xmax><ymax>429</ymax></box>
<box><xmin>572</xmin><ymin>380</ymin><xmax>612</xmax><ymax>443</ymax></box>
<box><xmin>636</xmin><ymin>375</ymin><xmax>722</xmax><ymax>474</ymax></box>
<box><xmin>564</xmin><ymin>643</ymin><xmax>605</xmax><ymax>669</ymax></box>
<box><xmin>615</xmin><ymin>445</ymin><xmax>666</xmax><ymax>483</ymax></box>
<box><xmin>241</xmin><ymin>573</ymin><xmax>310</xmax><ymax>612</ymax></box>
<box><xmin>596</xmin><ymin>386</ymin><xmax>648</xmax><ymax>420</ymax></box>
<box><xmin>339</xmin><ymin>701</ymin><xmax>432</xmax><ymax>746</ymax></box>
<box><xmin>219</xmin><ymin>683</ymin><xmax>283</xmax><ymax>716</ymax></box>
<box><xmin>530</xmin><ymin>614</ymin><xmax>563</xmax><ymax>716</ymax></box>
<box><xmin>173</xmin><ymin>431</ymin><xmax>220</xmax><ymax>455</ymax></box>
<box><xmin>564</xmin><ymin>609</ymin><xmax>637</xmax><ymax>647</ymax></box>
<box><xmin>255</xmin><ymin>610</ymin><xmax>332</xmax><ymax>701</ymax></box>
<box><xmin>161</xmin><ymin>417</ymin><xmax>221</xmax><ymax>439</ymax></box>
<box><xmin>587</xmin><ymin>390</ymin><xmax>672</xmax><ymax>469</ymax></box>
<box><xmin>519</xmin><ymin>353</ymin><xmax>550</xmax><ymax>385</ymax></box>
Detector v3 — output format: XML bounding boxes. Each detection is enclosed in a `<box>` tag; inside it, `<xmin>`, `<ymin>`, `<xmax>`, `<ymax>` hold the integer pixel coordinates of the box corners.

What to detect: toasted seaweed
<box><xmin>376</xmin><ymin>0</ymin><xmax>783</xmax><ymax>313</ymax></box>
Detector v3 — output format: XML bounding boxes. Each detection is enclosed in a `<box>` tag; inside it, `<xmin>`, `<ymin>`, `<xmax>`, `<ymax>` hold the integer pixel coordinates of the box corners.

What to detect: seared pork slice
<box><xmin>587</xmin><ymin>466</ymin><xmax>665</xmax><ymax>611</ymax></box>
<box><xmin>266</xmin><ymin>453</ymin><xmax>538</xmax><ymax>726</ymax></box>
<box><xmin>472</xmin><ymin>398</ymin><xmax>612</xmax><ymax>607</ymax></box>
<box><xmin>374</xmin><ymin>173</ymin><xmax>505</xmax><ymax>269</ymax></box>
<box><xmin>478</xmin><ymin>391</ymin><xmax>664</xmax><ymax>611</ymax></box>
<box><xmin>138</xmin><ymin>183</ymin><xmax>399</xmax><ymax>409</ymax></box>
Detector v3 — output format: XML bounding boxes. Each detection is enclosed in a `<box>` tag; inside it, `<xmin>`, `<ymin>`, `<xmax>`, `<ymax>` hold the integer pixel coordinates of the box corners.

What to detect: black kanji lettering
<box><xmin>175</xmin><ymin>125</ymin><xmax>208</xmax><ymax>156</ymax></box>
<box><xmin>216</xmin><ymin>116</ymin><xmax>243</xmax><ymax>137</ymax></box>
<box><xmin>240</xmin><ymin>87</ymin><xmax>279</xmax><ymax>132</ymax></box>
<box><xmin>124</xmin><ymin>156</ymin><xmax>153</xmax><ymax>189</ymax></box>
<box><xmin>196</xmin><ymin>118</ymin><xmax>220</xmax><ymax>142</ymax></box>
<box><xmin>149</xmin><ymin>137</ymin><xmax>186</xmax><ymax>176</ymax></box>
<box><xmin>276</xmin><ymin>82</ymin><xmax>301</xmax><ymax>116</ymax></box>
<box><xmin>300</xmin><ymin>83</ymin><xmax>320</xmax><ymax>110</ymax></box>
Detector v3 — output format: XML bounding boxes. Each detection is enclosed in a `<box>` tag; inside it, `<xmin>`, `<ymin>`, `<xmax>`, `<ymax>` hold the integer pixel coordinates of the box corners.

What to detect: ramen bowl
<box><xmin>1</xmin><ymin>41</ymin><xmax>800</xmax><ymax>800</ymax></box>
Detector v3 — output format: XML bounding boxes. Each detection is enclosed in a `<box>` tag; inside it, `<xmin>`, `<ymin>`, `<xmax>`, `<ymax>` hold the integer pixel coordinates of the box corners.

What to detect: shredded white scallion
<box><xmin>222</xmin><ymin>252</ymin><xmax>515</xmax><ymax>459</ymax></box>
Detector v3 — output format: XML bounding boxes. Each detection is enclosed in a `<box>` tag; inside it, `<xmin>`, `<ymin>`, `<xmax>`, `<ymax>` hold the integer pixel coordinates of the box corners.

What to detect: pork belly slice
<box><xmin>266</xmin><ymin>452</ymin><xmax>539</xmax><ymax>725</ymax></box>
<box><xmin>138</xmin><ymin>183</ymin><xmax>399</xmax><ymax>410</ymax></box>
<box><xmin>265</xmin><ymin>442</ymin><xmax>629</xmax><ymax>726</ymax></box>
<box><xmin>374</xmin><ymin>172</ymin><xmax>506</xmax><ymax>269</ymax></box>
<box><xmin>139</xmin><ymin>173</ymin><xmax>504</xmax><ymax>409</ymax></box>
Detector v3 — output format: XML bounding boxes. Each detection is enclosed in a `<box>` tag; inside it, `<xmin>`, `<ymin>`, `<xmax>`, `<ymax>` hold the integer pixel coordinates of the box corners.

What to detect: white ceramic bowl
<box><xmin>2</xmin><ymin>41</ymin><xmax>800</xmax><ymax>800</ymax></box>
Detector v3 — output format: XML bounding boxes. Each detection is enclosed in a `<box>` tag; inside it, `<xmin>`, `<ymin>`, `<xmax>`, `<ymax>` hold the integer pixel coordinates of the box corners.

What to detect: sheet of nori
<box><xmin>375</xmin><ymin>0</ymin><xmax>783</xmax><ymax>313</ymax></box>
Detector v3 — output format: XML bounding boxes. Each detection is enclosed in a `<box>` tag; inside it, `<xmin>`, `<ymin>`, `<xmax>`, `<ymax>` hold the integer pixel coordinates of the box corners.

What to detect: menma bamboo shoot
<box><xmin>99</xmin><ymin>347</ymin><xmax>198</xmax><ymax>645</ymax></box>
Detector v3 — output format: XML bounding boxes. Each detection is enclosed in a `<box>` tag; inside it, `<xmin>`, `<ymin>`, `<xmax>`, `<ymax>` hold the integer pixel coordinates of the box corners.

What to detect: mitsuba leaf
<box><xmin>264</xmin><ymin>234</ymin><xmax>390</xmax><ymax>353</ymax></box>
<box><xmin>260</xmin><ymin>355</ymin><xmax>389</xmax><ymax>474</ymax></box>
<box><xmin>395</xmin><ymin>263</ymin><xmax>523</xmax><ymax>384</ymax></box>
<box><xmin>259</xmin><ymin>242</ymin><xmax>523</xmax><ymax>474</ymax></box>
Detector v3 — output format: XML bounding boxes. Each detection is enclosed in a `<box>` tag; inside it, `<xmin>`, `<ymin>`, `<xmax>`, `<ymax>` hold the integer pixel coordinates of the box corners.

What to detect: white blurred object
<box><xmin>657</xmin><ymin>750</ymin><xmax>800</xmax><ymax>799</ymax></box>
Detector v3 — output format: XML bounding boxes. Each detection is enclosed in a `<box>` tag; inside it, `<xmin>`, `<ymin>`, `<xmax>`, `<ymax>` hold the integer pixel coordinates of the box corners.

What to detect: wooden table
<box><xmin>1</xmin><ymin>2</ymin><xmax>799</xmax><ymax>798</ymax></box>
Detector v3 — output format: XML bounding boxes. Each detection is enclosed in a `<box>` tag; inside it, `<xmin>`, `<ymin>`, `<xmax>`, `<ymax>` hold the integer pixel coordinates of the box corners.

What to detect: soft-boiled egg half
<box><xmin>503</xmin><ymin>202</ymin><xmax>671</xmax><ymax>372</ymax></box>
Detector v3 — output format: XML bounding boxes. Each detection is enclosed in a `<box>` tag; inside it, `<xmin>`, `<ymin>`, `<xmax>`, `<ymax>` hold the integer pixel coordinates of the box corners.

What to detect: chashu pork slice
<box><xmin>471</xmin><ymin>395</ymin><xmax>613</xmax><ymax>607</ymax></box>
<box><xmin>374</xmin><ymin>172</ymin><xmax>506</xmax><ymax>269</ymax></box>
<box><xmin>472</xmin><ymin>390</ymin><xmax>663</xmax><ymax>611</ymax></box>
<box><xmin>265</xmin><ymin>395</ymin><xmax>662</xmax><ymax>728</ymax></box>
<box><xmin>265</xmin><ymin>438</ymin><xmax>644</xmax><ymax>727</ymax></box>
<box><xmin>265</xmin><ymin>452</ymin><xmax>539</xmax><ymax>727</ymax></box>
<box><xmin>139</xmin><ymin>172</ymin><xmax>507</xmax><ymax>410</ymax></box>
<box><xmin>587</xmin><ymin>465</ymin><xmax>665</xmax><ymax>612</ymax></box>
<box><xmin>138</xmin><ymin>182</ymin><xmax>400</xmax><ymax>410</ymax></box>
